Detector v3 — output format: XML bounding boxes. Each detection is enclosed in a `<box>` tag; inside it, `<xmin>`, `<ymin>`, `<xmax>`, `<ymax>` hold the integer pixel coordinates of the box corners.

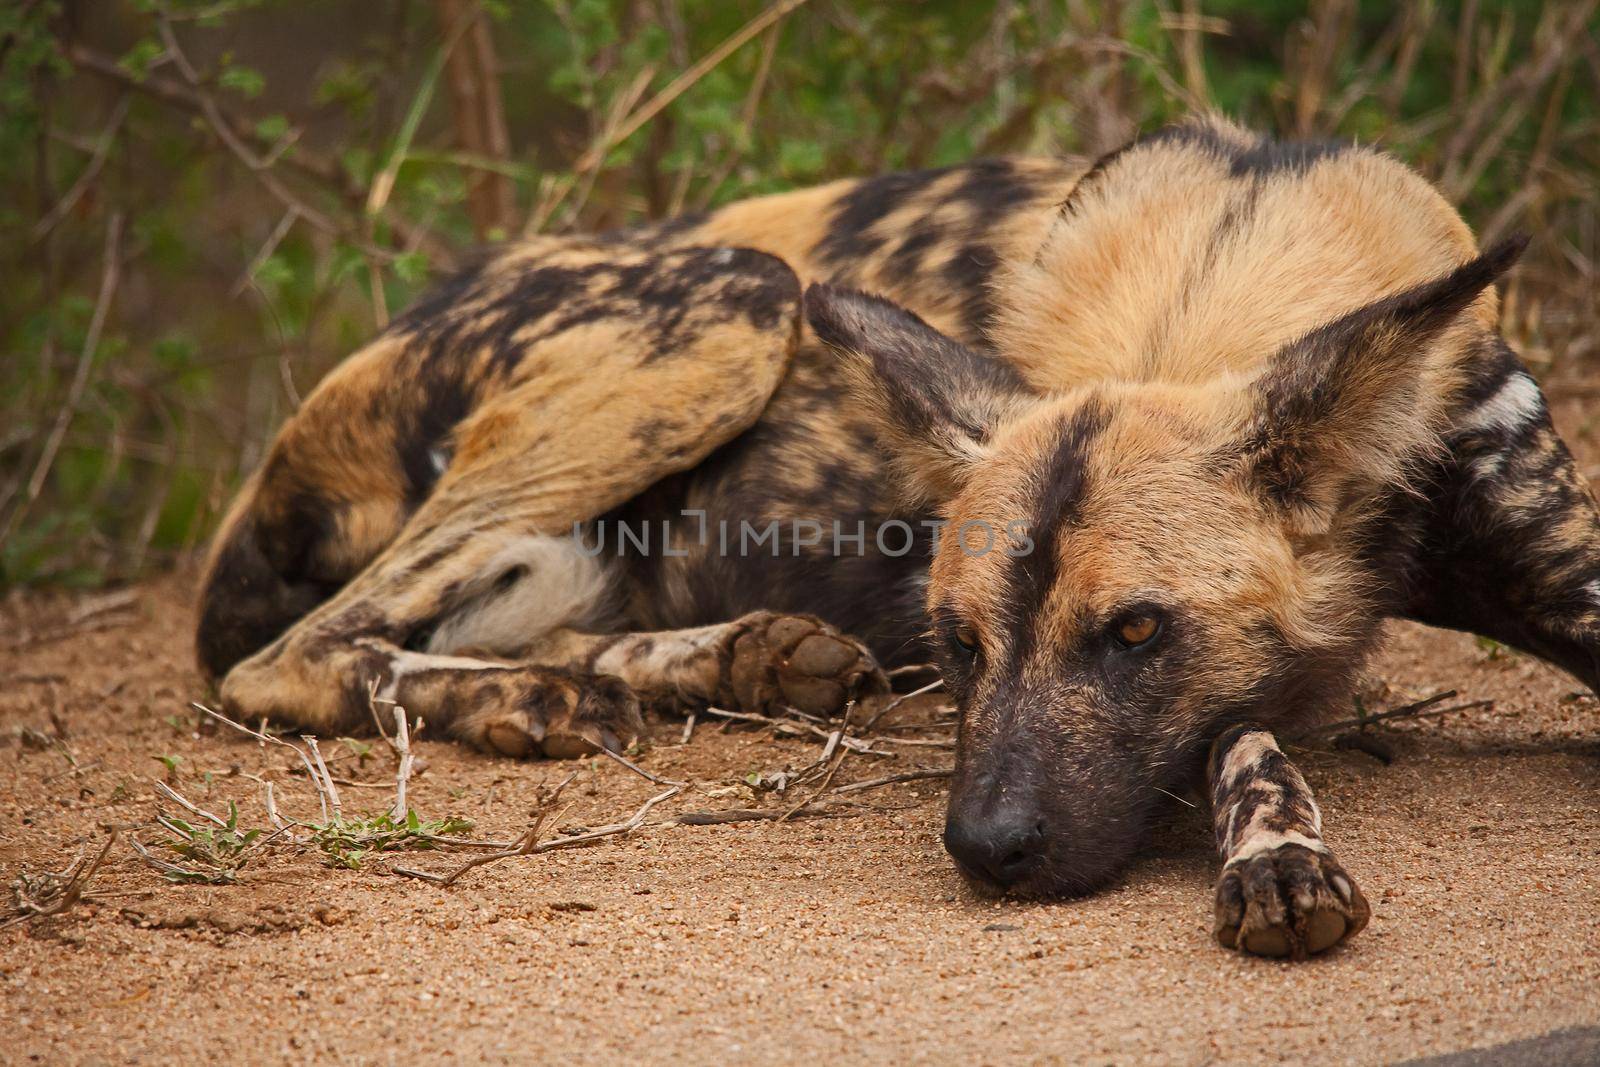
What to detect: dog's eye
<box><xmin>1113</xmin><ymin>614</ymin><xmax>1161</xmax><ymax>649</ymax></box>
<box><xmin>951</xmin><ymin>624</ymin><xmax>980</xmax><ymax>654</ymax></box>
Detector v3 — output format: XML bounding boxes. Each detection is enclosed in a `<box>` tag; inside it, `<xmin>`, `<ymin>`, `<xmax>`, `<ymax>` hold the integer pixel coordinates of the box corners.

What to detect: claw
<box><xmin>1213</xmin><ymin>843</ymin><xmax>1370</xmax><ymax>960</ymax></box>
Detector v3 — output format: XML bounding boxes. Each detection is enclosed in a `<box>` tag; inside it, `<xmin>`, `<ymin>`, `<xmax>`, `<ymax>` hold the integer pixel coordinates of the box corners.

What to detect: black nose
<box><xmin>943</xmin><ymin>807</ymin><xmax>1046</xmax><ymax>888</ymax></box>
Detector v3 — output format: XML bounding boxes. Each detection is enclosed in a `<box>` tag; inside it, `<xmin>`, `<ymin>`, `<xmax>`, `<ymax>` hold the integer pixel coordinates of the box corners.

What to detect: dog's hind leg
<box><xmin>215</xmin><ymin>522</ymin><xmax>643</xmax><ymax>757</ymax></box>
<box><xmin>1206</xmin><ymin>726</ymin><xmax>1370</xmax><ymax>959</ymax></box>
<box><xmin>1397</xmin><ymin>340</ymin><xmax>1600</xmax><ymax>692</ymax></box>
<box><xmin>209</xmin><ymin>244</ymin><xmax>807</xmax><ymax>756</ymax></box>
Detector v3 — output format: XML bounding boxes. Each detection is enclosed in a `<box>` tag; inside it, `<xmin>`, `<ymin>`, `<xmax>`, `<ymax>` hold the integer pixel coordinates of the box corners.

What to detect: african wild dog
<box><xmin>197</xmin><ymin>117</ymin><xmax>1600</xmax><ymax>958</ymax></box>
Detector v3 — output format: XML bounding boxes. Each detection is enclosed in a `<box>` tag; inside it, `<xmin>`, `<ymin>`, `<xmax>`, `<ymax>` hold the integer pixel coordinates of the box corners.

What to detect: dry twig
<box><xmin>1292</xmin><ymin>690</ymin><xmax>1489</xmax><ymax>740</ymax></box>
<box><xmin>394</xmin><ymin>776</ymin><xmax>682</xmax><ymax>885</ymax></box>
<box><xmin>389</xmin><ymin>704</ymin><xmax>416</xmax><ymax>821</ymax></box>
<box><xmin>594</xmin><ymin>744</ymin><xmax>686</xmax><ymax>788</ymax></box>
<box><xmin>829</xmin><ymin>768</ymin><xmax>953</xmax><ymax>795</ymax></box>
<box><xmin>192</xmin><ymin>703</ymin><xmax>329</xmax><ymax>823</ymax></box>
<box><xmin>861</xmin><ymin>678</ymin><xmax>944</xmax><ymax>731</ymax></box>
<box><xmin>4</xmin><ymin>831</ymin><xmax>118</xmax><ymax>928</ymax></box>
<box><xmin>4</xmin><ymin>212</ymin><xmax>123</xmax><ymax>542</ymax></box>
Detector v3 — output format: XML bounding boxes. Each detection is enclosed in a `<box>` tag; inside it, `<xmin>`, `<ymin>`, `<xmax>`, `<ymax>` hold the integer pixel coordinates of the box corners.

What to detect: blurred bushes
<box><xmin>1</xmin><ymin>0</ymin><xmax>1596</xmax><ymax>586</ymax></box>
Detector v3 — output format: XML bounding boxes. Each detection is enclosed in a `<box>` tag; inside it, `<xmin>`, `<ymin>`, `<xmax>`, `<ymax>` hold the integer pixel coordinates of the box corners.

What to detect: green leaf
<box><xmin>391</xmin><ymin>251</ymin><xmax>430</xmax><ymax>284</ymax></box>
<box><xmin>254</xmin><ymin>113</ymin><xmax>290</xmax><ymax>143</ymax></box>
<box><xmin>218</xmin><ymin>65</ymin><xmax>265</xmax><ymax>99</ymax></box>
<box><xmin>117</xmin><ymin>39</ymin><xmax>164</xmax><ymax>82</ymax></box>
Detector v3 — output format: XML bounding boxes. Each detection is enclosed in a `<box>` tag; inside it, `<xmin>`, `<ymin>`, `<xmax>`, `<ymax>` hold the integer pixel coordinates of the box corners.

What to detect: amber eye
<box><xmin>1114</xmin><ymin>614</ymin><xmax>1161</xmax><ymax>649</ymax></box>
<box><xmin>952</xmin><ymin>624</ymin><xmax>980</xmax><ymax>654</ymax></box>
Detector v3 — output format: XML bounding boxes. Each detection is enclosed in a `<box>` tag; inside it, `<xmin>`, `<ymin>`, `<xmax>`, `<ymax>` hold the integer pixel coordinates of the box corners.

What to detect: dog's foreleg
<box><xmin>1206</xmin><ymin>725</ymin><xmax>1370</xmax><ymax>958</ymax></box>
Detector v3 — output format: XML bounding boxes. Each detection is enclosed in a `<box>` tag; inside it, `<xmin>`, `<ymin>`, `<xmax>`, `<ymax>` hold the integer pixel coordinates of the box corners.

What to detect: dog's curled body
<box><xmin>197</xmin><ymin>117</ymin><xmax>1599</xmax><ymax>956</ymax></box>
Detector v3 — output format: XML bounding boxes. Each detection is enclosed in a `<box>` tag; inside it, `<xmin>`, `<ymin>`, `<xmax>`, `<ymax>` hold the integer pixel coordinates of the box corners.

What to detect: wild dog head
<box><xmin>806</xmin><ymin>166</ymin><xmax>1524</xmax><ymax>897</ymax></box>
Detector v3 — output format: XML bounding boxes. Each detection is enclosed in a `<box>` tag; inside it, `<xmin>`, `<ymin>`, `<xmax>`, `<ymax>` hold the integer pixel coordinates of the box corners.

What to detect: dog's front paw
<box><xmin>1214</xmin><ymin>842</ymin><xmax>1370</xmax><ymax>959</ymax></box>
<box><xmin>724</xmin><ymin>612</ymin><xmax>889</xmax><ymax>718</ymax></box>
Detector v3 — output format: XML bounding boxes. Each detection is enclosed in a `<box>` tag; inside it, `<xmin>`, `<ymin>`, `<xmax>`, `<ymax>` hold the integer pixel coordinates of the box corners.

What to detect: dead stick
<box><xmin>830</xmin><ymin>768</ymin><xmax>953</xmax><ymax>795</ymax></box>
<box><xmin>672</xmin><ymin>806</ymin><xmax>857</xmax><ymax>825</ymax></box>
<box><xmin>192</xmin><ymin>703</ymin><xmax>329</xmax><ymax>824</ymax></box>
<box><xmin>700</xmin><ymin>707</ymin><xmax>882</xmax><ymax>753</ymax></box>
<box><xmin>886</xmin><ymin>662</ymin><xmax>939</xmax><ymax>679</ymax></box>
<box><xmin>394</xmin><ymin>777</ymin><xmax>679</xmax><ymax>884</ymax></box>
<box><xmin>861</xmin><ymin>678</ymin><xmax>944</xmax><ymax>731</ymax></box>
<box><xmin>390</xmin><ymin>704</ymin><xmax>414</xmax><ymax>821</ymax></box>
<box><xmin>301</xmin><ymin>737</ymin><xmax>343</xmax><ymax>821</ymax></box>
<box><xmin>1292</xmin><ymin>690</ymin><xmax>1477</xmax><ymax>739</ymax></box>
<box><xmin>153</xmin><ymin>782</ymin><xmax>228</xmax><ymax>828</ymax></box>
<box><xmin>594</xmin><ymin>744</ymin><xmax>686</xmax><ymax>788</ymax></box>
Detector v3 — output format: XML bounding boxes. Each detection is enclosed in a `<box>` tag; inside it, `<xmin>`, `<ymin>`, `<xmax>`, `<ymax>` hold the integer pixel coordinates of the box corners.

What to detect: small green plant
<box><xmin>150</xmin><ymin>801</ymin><xmax>266</xmax><ymax>884</ymax></box>
<box><xmin>312</xmin><ymin>809</ymin><xmax>474</xmax><ymax>870</ymax></box>
<box><xmin>152</xmin><ymin>754</ymin><xmax>182</xmax><ymax>782</ymax></box>
<box><xmin>1474</xmin><ymin>635</ymin><xmax>1509</xmax><ymax>662</ymax></box>
<box><xmin>339</xmin><ymin>737</ymin><xmax>375</xmax><ymax>766</ymax></box>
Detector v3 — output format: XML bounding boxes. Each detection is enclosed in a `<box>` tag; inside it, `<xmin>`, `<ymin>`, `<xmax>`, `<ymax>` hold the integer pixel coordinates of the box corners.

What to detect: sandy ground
<box><xmin>0</xmin><ymin>569</ymin><xmax>1595</xmax><ymax>1066</ymax></box>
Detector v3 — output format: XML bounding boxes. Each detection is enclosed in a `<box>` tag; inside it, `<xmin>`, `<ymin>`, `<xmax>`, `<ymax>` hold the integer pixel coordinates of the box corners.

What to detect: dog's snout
<box><xmin>943</xmin><ymin>803</ymin><xmax>1047</xmax><ymax>889</ymax></box>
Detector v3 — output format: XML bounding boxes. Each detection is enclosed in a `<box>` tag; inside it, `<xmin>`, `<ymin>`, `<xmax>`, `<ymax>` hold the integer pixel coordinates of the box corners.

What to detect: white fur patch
<box><xmin>1226</xmin><ymin>829</ymin><xmax>1330</xmax><ymax>863</ymax></box>
<box><xmin>425</xmin><ymin>534</ymin><xmax>615</xmax><ymax>656</ymax></box>
<box><xmin>1457</xmin><ymin>373</ymin><xmax>1543</xmax><ymax>436</ymax></box>
<box><xmin>370</xmin><ymin>646</ymin><xmax>505</xmax><ymax>704</ymax></box>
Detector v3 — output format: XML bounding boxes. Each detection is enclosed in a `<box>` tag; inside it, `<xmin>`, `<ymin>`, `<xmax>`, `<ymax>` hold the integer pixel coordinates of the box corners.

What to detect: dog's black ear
<box><xmin>806</xmin><ymin>283</ymin><xmax>1035</xmax><ymax>503</ymax></box>
<box><xmin>1235</xmin><ymin>235</ymin><xmax>1526</xmax><ymax>534</ymax></box>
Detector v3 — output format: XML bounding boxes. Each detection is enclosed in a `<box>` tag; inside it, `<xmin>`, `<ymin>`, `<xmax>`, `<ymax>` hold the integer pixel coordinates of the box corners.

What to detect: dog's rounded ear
<box><xmin>1230</xmin><ymin>235</ymin><xmax>1527</xmax><ymax>536</ymax></box>
<box><xmin>805</xmin><ymin>283</ymin><xmax>1036</xmax><ymax>504</ymax></box>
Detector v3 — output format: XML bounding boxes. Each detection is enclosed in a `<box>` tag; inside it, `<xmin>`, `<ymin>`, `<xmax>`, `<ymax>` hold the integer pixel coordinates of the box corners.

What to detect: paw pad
<box><xmin>1214</xmin><ymin>842</ymin><xmax>1370</xmax><ymax>959</ymax></box>
<box><xmin>726</xmin><ymin>612</ymin><xmax>888</xmax><ymax>717</ymax></box>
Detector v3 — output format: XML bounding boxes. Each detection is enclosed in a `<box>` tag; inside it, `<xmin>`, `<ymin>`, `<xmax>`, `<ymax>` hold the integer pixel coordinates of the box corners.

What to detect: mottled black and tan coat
<box><xmin>197</xmin><ymin>117</ymin><xmax>1600</xmax><ymax>958</ymax></box>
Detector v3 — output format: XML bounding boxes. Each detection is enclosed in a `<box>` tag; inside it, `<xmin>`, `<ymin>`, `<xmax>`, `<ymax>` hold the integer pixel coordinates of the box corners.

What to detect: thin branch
<box><xmin>829</xmin><ymin>768</ymin><xmax>952</xmax><ymax>795</ymax></box>
<box><xmin>301</xmin><ymin>736</ymin><xmax>343</xmax><ymax>821</ymax></box>
<box><xmin>192</xmin><ymin>703</ymin><xmax>329</xmax><ymax>824</ymax></box>
<box><xmin>861</xmin><ymin>678</ymin><xmax>945</xmax><ymax>731</ymax></box>
<box><xmin>230</xmin><ymin>206</ymin><xmax>299</xmax><ymax>298</ymax></box>
<box><xmin>394</xmin><ymin>775</ymin><xmax>682</xmax><ymax>885</ymax></box>
<box><xmin>368</xmin><ymin>5</ymin><xmax>477</xmax><ymax>220</ymax></box>
<box><xmin>594</xmin><ymin>744</ymin><xmax>687</xmax><ymax>788</ymax></box>
<box><xmin>699</xmin><ymin>706</ymin><xmax>885</xmax><ymax>754</ymax></box>
<box><xmin>30</xmin><ymin>94</ymin><xmax>130</xmax><ymax>242</ymax></box>
<box><xmin>4</xmin><ymin>211</ymin><xmax>123</xmax><ymax>540</ymax></box>
<box><xmin>671</xmin><ymin>806</ymin><xmax>857</xmax><ymax>825</ymax></box>
<box><xmin>154</xmin><ymin>781</ymin><xmax>228</xmax><ymax>828</ymax></box>
<box><xmin>63</xmin><ymin>42</ymin><xmax>453</xmax><ymax>266</ymax></box>
<box><xmin>150</xmin><ymin>16</ymin><xmax>394</xmax><ymax>262</ymax></box>
<box><xmin>572</xmin><ymin>0</ymin><xmax>814</xmax><ymax>173</ymax></box>
<box><xmin>390</xmin><ymin>704</ymin><xmax>415</xmax><ymax>821</ymax></box>
<box><xmin>1292</xmin><ymin>692</ymin><xmax>1495</xmax><ymax>740</ymax></box>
